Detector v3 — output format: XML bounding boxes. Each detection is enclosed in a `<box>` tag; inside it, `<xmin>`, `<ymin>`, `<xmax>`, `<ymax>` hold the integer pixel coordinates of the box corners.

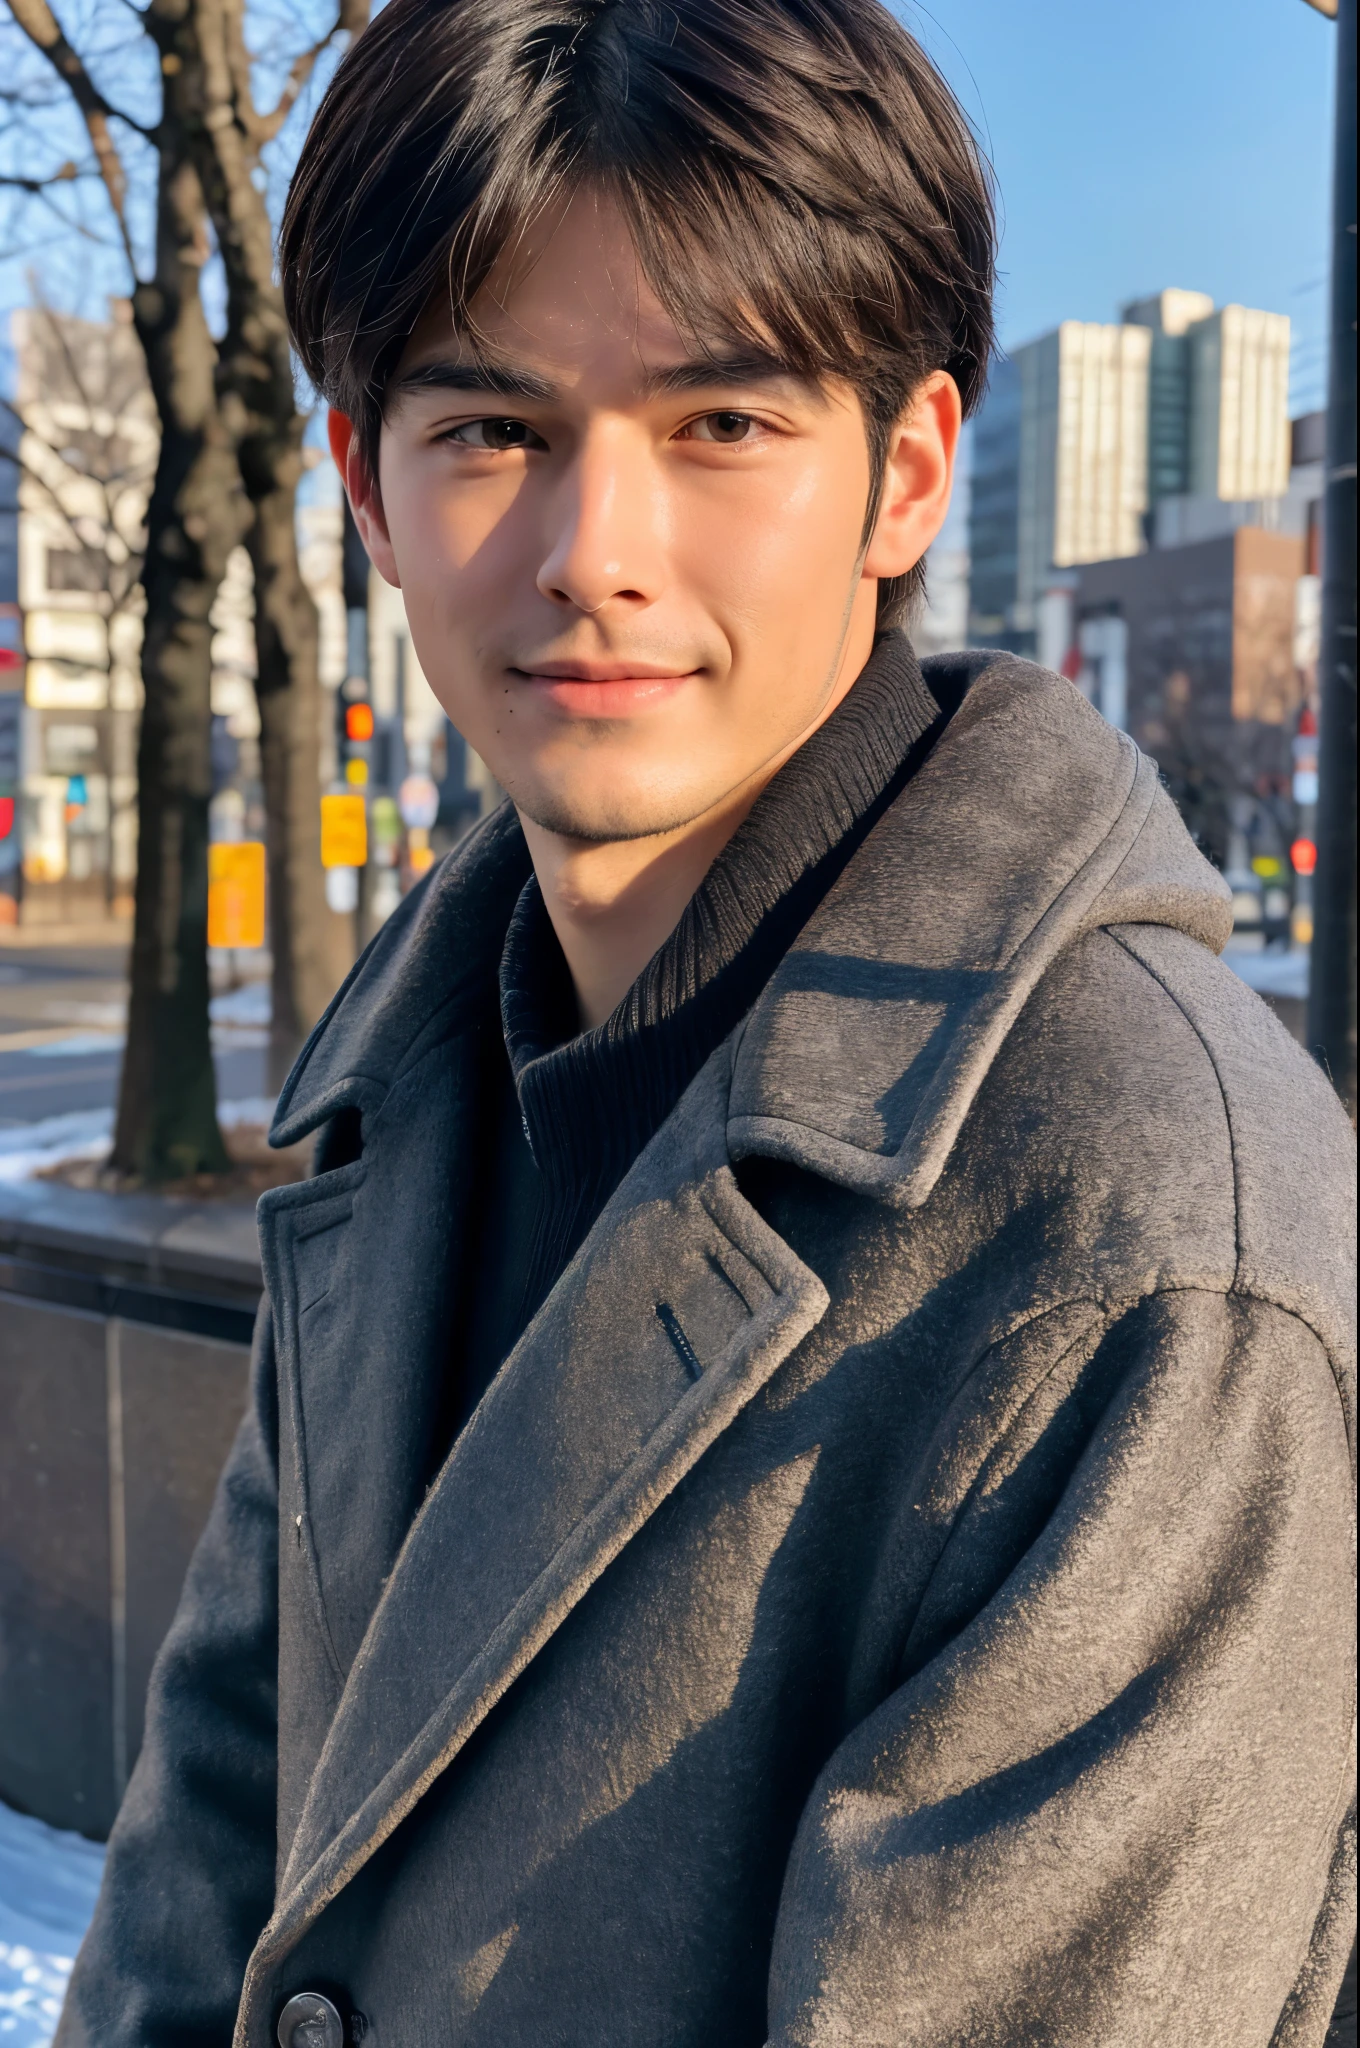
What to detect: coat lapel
<box><xmin>242</xmin><ymin>1043</ymin><xmax>829</xmax><ymax>2002</ymax></box>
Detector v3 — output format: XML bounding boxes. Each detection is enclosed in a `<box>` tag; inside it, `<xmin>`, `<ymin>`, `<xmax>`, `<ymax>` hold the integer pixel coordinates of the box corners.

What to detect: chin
<box><xmin>511</xmin><ymin>769</ymin><xmax>720</xmax><ymax>846</ymax></box>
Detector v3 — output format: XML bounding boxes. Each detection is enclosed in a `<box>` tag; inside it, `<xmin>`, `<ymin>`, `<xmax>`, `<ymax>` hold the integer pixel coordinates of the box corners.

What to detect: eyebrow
<box><xmin>644</xmin><ymin>350</ymin><xmax>804</xmax><ymax>395</ymax></box>
<box><xmin>386</xmin><ymin>347</ymin><xmax>808</xmax><ymax>409</ymax></box>
<box><xmin>387</xmin><ymin>359</ymin><xmax>558</xmax><ymax>405</ymax></box>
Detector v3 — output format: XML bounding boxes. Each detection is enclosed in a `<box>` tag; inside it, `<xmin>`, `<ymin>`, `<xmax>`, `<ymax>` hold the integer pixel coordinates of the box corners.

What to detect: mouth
<box><xmin>509</xmin><ymin>662</ymin><xmax>699</xmax><ymax>718</ymax></box>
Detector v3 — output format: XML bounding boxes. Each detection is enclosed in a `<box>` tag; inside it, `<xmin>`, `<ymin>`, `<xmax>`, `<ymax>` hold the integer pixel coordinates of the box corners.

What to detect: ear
<box><xmin>860</xmin><ymin>370</ymin><xmax>962</xmax><ymax>585</ymax></box>
<box><xmin>328</xmin><ymin>408</ymin><xmax>402</xmax><ymax>589</ymax></box>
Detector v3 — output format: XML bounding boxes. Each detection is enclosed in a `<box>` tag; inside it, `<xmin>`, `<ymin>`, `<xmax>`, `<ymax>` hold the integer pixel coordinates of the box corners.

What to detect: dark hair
<box><xmin>282</xmin><ymin>0</ymin><xmax>995</xmax><ymax>627</ymax></box>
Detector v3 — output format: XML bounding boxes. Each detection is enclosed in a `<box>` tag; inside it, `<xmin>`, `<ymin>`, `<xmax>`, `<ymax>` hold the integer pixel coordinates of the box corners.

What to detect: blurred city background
<box><xmin>0</xmin><ymin>0</ymin><xmax>1353</xmax><ymax>2039</ymax></box>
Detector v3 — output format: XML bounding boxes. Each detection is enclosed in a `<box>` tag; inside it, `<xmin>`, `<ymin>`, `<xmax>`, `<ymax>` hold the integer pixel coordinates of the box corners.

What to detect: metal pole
<box><xmin>1307</xmin><ymin>0</ymin><xmax>1358</xmax><ymax>1114</ymax></box>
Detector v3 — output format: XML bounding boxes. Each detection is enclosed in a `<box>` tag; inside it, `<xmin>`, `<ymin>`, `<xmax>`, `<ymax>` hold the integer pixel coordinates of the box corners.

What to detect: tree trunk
<box><xmin>191</xmin><ymin>0</ymin><xmax>357</xmax><ymax>1077</ymax></box>
<box><xmin>111</xmin><ymin>146</ymin><xmax>249</xmax><ymax>1178</ymax></box>
<box><xmin>247</xmin><ymin>483</ymin><xmax>342</xmax><ymax>1082</ymax></box>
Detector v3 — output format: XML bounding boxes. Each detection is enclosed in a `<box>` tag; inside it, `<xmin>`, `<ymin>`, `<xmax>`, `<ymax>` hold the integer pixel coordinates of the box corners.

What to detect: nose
<box><xmin>536</xmin><ymin>420</ymin><xmax>664</xmax><ymax>615</ymax></box>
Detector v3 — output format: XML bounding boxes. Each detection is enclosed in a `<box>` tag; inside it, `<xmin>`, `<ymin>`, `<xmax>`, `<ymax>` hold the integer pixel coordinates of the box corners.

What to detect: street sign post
<box><xmin>320</xmin><ymin>791</ymin><xmax>368</xmax><ymax>871</ymax></box>
<box><xmin>207</xmin><ymin>841</ymin><xmax>267</xmax><ymax>950</ymax></box>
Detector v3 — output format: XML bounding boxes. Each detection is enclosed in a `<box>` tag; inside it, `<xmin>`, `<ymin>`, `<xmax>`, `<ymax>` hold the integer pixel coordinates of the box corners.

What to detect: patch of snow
<box><xmin>218</xmin><ymin>1097</ymin><xmax>279</xmax><ymax>1132</ymax></box>
<box><xmin>26</xmin><ymin>1037</ymin><xmax>122</xmax><ymax>1060</ymax></box>
<box><xmin>38</xmin><ymin>1003</ymin><xmax>125</xmax><ymax>1030</ymax></box>
<box><xmin>1222</xmin><ymin>940</ymin><xmax>1309</xmax><ymax>1000</ymax></box>
<box><xmin>0</xmin><ymin>1112</ymin><xmax>114</xmax><ymax>1185</ymax></box>
<box><xmin>0</xmin><ymin>1802</ymin><xmax>104</xmax><ymax>2046</ymax></box>
<box><xmin>210</xmin><ymin>982</ymin><xmax>272</xmax><ymax>1027</ymax></box>
<box><xmin>0</xmin><ymin>1099</ymin><xmax>278</xmax><ymax>1186</ymax></box>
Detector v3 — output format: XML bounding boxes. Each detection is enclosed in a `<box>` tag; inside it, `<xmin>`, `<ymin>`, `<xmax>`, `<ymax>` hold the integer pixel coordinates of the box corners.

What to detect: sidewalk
<box><xmin>0</xmin><ymin>923</ymin><xmax>131</xmax><ymax>953</ymax></box>
<box><xmin>0</xmin><ymin>1802</ymin><xmax>103</xmax><ymax>2045</ymax></box>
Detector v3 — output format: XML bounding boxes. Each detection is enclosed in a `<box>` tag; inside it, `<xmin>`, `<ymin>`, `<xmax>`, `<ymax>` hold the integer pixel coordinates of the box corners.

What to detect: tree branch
<box><xmin>0</xmin><ymin>158</ymin><xmax>82</xmax><ymax>190</ymax></box>
<box><xmin>252</xmin><ymin>0</ymin><xmax>366</xmax><ymax>143</ymax></box>
<box><xmin>7</xmin><ymin>0</ymin><xmax>143</xmax><ymax>264</ymax></box>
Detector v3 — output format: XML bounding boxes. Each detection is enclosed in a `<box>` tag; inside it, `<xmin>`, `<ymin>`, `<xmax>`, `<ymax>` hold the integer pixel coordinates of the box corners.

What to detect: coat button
<box><xmin>277</xmin><ymin>1992</ymin><xmax>347</xmax><ymax>2048</ymax></box>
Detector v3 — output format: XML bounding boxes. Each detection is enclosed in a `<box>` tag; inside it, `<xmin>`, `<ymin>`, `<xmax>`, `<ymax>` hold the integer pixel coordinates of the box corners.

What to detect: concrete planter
<box><xmin>0</xmin><ymin>1180</ymin><xmax>260</xmax><ymax>1838</ymax></box>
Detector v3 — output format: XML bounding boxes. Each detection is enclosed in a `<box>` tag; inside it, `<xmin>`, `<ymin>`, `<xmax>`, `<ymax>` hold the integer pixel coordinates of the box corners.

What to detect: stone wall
<box><xmin>0</xmin><ymin>1181</ymin><xmax>259</xmax><ymax>1837</ymax></box>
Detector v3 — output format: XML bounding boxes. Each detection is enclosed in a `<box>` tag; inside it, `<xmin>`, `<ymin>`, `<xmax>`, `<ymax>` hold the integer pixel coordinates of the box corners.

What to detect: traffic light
<box><xmin>337</xmin><ymin>676</ymin><xmax>372</xmax><ymax>789</ymax></box>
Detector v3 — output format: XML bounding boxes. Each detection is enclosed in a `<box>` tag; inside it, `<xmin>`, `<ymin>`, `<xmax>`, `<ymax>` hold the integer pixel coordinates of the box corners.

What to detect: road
<box><xmin>0</xmin><ymin>937</ymin><xmax>270</xmax><ymax>1134</ymax></box>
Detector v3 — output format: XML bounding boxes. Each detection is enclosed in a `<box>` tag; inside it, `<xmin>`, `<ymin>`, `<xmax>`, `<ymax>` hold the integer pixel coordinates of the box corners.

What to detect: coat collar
<box><xmin>728</xmin><ymin>653</ymin><xmax>1233</xmax><ymax>1206</ymax></box>
<box><xmin>272</xmin><ymin>654</ymin><xmax>1231</xmax><ymax>1207</ymax></box>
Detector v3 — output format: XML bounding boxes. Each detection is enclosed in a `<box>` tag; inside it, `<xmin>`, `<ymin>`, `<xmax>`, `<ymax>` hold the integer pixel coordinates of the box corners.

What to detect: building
<box><xmin>0</xmin><ymin>402</ymin><xmax>20</xmax><ymax>922</ymax></box>
<box><xmin>1186</xmin><ymin>305</ymin><xmax>1292</xmax><ymax>504</ymax></box>
<box><xmin>914</xmin><ymin>455</ymin><xmax>970</xmax><ymax>659</ymax></box>
<box><xmin>968</xmin><ymin>289</ymin><xmax>1293</xmax><ymax>663</ymax></box>
<box><xmin>969</xmin><ymin>320</ymin><xmax>1151</xmax><ymax>652</ymax></box>
<box><xmin>9</xmin><ymin>302</ymin><xmax>157</xmax><ymax>924</ymax></box>
<box><xmin>965</xmin><ymin>358</ymin><xmax>1021</xmax><ymax>648</ymax></box>
<box><xmin>1074</xmin><ymin>527</ymin><xmax>1307</xmax><ymax>878</ymax></box>
<box><xmin>1121</xmin><ymin>288</ymin><xmax>1215</xmax><ymax>503</ymax></box>
<box><xmin>1072</xmin><ymin>410</ymin><xmax>1324</xmax><ymax>885</ymax></box>
<box><xmin>1018</xmin><ymin>321</ymin><xmax>1151</xmax><ymax>620</ymax></box>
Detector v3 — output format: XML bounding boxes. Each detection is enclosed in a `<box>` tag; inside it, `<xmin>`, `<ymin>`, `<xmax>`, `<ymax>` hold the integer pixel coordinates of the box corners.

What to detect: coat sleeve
<box><xmin>766</xmin><ymin>1288</ymin><xmax>1357</xmax><ymax>2048</ymax></box>
<box><xmin>55</xmin><ymin>1302</ymin><xmax>281</xmax><ymax>2048</ymax></box>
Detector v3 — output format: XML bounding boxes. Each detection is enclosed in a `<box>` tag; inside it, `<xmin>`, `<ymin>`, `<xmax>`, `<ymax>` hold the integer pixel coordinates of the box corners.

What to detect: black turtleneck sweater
<box><xmin>450</xmin><ymin>633</ymin><xmax>954</xmax><ymax>1432</ymax></box>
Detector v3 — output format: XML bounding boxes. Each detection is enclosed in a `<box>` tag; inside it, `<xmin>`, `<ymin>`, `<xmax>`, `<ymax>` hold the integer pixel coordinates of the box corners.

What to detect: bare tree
<box><xmin>1</xmin><ymin>0</ymin><xmax>360</xmax><ymax>1175</ymax></box>
<box><xmin>188</xmin><ymin>0</ymin><xmax>363</xmax><ymax>1074</ymax></box>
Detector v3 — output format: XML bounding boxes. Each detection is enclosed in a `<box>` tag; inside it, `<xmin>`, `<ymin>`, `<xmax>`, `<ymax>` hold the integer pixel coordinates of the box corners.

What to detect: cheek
<box><xmin>669</xmin><ymin>449</ymin><xmax>865</xmax><ymax>617</ymax></box>
<box><xmin>382</xmin><ymin>451</ymin><xmax>526</xmax><ymax>621</ymax></box>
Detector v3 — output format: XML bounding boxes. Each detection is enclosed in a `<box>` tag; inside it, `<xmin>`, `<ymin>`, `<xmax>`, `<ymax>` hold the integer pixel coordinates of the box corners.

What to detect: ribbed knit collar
<box><xmin>497</xmin><ymin>633</ymin><xmax>945</xmax><ymax>1248</ymax></box>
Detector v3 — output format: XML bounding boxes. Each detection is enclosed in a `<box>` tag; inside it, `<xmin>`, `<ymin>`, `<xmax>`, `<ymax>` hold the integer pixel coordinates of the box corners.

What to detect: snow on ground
<box><xmin>0</xmin><ymin>1098</ymin><xmax>278</xmax><ymax>1186</ymax></box>
<box><xmin>0</xmin><ymin>1804</ymin><xmax>103</xmax><ymax>2045</ymax></box>
<box><xmin>209</xmin><ymin>981</ymin><xmax>272</xmax><ymax>1028</ymax></box>
<box><xmin>1221</xmin><ymin>938</ymin><xmax>1309</xmax><ymax>1001</ymax></box>
<box><xmin>0</xmin><ymin>1112</ymin><xmax>115</xmax><ymax>1185</ymax></box>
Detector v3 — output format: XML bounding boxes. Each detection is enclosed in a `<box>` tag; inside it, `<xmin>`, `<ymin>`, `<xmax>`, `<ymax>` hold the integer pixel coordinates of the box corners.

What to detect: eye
<box><xmin>683</xmin><ymin>411</ymin><xmax>756</xmax><ymax>444</ymax></box>
<box><xmin>445</xmin><ymin>417</ymin><xmax>547</xmax><ymax>452</ymax></box>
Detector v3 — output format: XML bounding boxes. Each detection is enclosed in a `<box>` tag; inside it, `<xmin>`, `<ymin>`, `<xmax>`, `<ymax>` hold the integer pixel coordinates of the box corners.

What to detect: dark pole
<box><xmin>1307</xmin><ymin>0</ymin><xmax>1358</xmax><ymax>1114</ymax></box>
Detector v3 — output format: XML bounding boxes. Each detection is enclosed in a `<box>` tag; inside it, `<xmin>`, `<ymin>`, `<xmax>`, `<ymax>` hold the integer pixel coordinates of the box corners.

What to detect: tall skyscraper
<box><xmin>969</xmin><ymin>321</ymin><xmax>1150</xmax><ymax>651</ymax></box>
<box><xmin>1122</xmin><ymin>288</ymin><xmax>1215</xmax><ymax>503</ymax></box>
<box><xmin>968</xmin><ymin>290</ymin><xmax>1293</xmax><ymax>658</ymax></box>
<box><xmin>965</xmin><ymin>357</ymin><xmax>1020</xmax><ymax>641</ymax></box>
<box><xmin>1186</xmin><ymin>305</ymin><xmax>1292</xmax><ymax>503</ymax></box>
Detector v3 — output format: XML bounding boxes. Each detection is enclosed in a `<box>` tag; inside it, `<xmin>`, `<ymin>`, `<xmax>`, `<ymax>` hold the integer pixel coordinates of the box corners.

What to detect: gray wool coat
<box><xmin>58</xmin><ymin>655</ymin><xmax>1356</xmax><ymax>2048</ymax></box>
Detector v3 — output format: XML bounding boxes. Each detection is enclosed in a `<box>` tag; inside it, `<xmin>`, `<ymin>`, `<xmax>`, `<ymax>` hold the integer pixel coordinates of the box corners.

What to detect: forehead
<box><xmin>401</xmin><ymin>187</ymin><xmax>688</xmax><ymax>381</ymax></box>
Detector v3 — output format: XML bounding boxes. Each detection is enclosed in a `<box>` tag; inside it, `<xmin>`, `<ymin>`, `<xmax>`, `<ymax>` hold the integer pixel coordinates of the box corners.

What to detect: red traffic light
<box><xmin>1291</xmin><ymin>837</ymin><xmax>1318</xmax><ymax>878</ymax></box>
<box><xmin>345</xmin><ymin>702</ymin><xmax>375</xmax><ymax>742</ymax></box>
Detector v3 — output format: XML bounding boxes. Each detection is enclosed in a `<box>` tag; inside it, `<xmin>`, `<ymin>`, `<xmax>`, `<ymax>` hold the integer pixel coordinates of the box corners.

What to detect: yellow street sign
<box><xmin>207</xmin><ymin>840</ymin><xmax>266</xmax><ymax>949</ymax></box>
<box><xmin>321</xmin><ymin>791</ymin><xmax>367</xmax><ymax>869</ymax></box>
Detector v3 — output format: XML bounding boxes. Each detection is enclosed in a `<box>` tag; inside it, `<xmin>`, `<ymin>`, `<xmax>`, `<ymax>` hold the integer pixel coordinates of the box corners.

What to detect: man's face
<box><xmin>351</xmin><ymin>189</ymin><xmax>954</xmax><ymax>843</ymax></box>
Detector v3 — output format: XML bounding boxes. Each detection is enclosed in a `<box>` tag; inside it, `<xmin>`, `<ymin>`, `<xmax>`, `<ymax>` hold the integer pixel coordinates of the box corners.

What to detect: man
<box><xmin>59</xmin><ymin>0</ymin><xmax>1356</xmax><ymax>2041</ymax></box>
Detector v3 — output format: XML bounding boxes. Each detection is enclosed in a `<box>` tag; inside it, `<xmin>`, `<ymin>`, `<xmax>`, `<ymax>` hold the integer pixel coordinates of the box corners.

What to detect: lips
<box><xmin>513</xmin><ymin>667</ymin><xmax>696</xmax><ymax>717</ymax></box>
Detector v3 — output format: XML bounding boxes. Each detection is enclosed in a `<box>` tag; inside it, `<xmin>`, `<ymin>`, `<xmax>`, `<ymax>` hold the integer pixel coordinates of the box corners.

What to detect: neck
<box><xmin>519</xmin><ymin>610</ymin><xmax>876</xmax><ymax>1032</ymax></box>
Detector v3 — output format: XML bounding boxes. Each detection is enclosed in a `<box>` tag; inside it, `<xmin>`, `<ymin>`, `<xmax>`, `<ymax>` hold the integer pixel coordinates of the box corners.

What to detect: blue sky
<box><xmin>904</xmin><ymin>0</ymin><xmax>1337</xmax><ymax>415</ymax></box>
